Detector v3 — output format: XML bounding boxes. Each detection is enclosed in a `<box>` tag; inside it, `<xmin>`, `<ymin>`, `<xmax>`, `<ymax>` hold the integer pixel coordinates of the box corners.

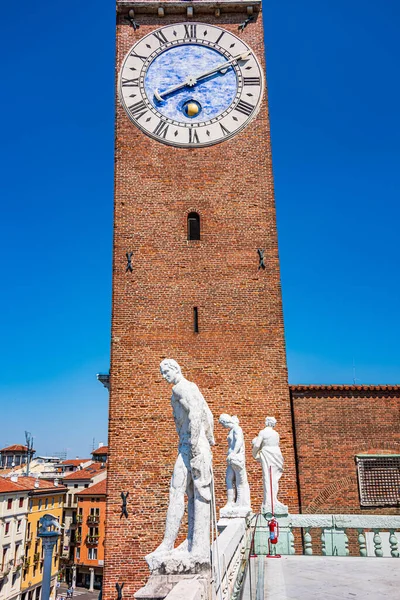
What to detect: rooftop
<box><xmin>0</xmin><ymin>475</ymin><xmax>67</xmax><ymax>493</ymax></box>
<box><xmin>290</xmin><ymin>384</ymin><xmax>400</xmax><ymax>392</ymax></box>
<box><xmin>78</xmin><ymin>479</ymin><xmax>107</xmax><ymax>496</ymax></box>
<box><xmin>0</xmin><ymin>478</ymin><xmax>28</xmax><ymax>494</ymax></box>
<box><xmin>63</xmin><ymin>463</ymin><xmax>106</xmax><ymax>481</ymax></box>
<box><xmin>92</xmin><ymin>446</ymin><xmax>108</xmax><ymax>455</ymax></box>
<box><xmin>61</xmin><ymin>459</ymin><xmax>92</xmax><ymax>466</ymax></box>
<box><xmin>0</xmin><ymin>444</ymin><xmax>32</xmax><ymax>453</ymax></box>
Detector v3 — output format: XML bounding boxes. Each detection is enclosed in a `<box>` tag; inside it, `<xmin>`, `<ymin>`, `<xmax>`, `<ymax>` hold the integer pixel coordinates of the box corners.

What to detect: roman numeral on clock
<box><xmin>188</xmin><ymin>128</ymin><xmax>200</xmax><ymax>144</ymax></box>
<box><xmin>235</xmin><ymin>99</ymin><xmax>254</xmax><ymax>116</ymax></box>
<box><xmin>184</xmin><ymin>24</ymin><xmax>197</xmax><ymax>39</ymax></box>
<box><xmin>130</xmin><ymin>51</ymin><xmax>147</xmax><ymax>62</ymax></box>
<box><xmin>153</xmin><ymin>120</ymin><xmax>169</xmax><ymax>139</ymax></box>
<box><xmin>128</xmin><ymin>100</ymin><xmax>147</xmax><ymax>119</ymax></box>
<box><xmin>215</xmin><ymin>31</ymin><xmax>225</xmax><ymax>45</ymax></box>
<box><xmin>219</xmin><ymin>123</ymin><xmax>230</xmax><ymax>137</ymax></box>
<box><xmin>153</xmin><ymin>30</ymin><xmax>168</xmax><ymax>46</ymax></box>
<box><xmin>243</xmin><ymin>77</ymin><xmax>261</xmax><ymax>86</ymax></box>
<box><xmin>122</xmin><ymin>78</ymin><xmax>139</xmax><ymax>87</ymax></box>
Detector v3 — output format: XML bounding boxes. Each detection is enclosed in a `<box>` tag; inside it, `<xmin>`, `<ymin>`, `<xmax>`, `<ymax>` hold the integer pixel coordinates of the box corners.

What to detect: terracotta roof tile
<box><xmin>0</xmin><ymin>476</ymin><xmax>67</xmax><ymax>493</ymax></box>
<box><xmin>78</xmin><ymin>479</ymin><xmax>107</xmax><ymax>496</ymax></box>
<box><xmin>61</xmin><ymin>459</ymin><xmax>91</xmax><ymax>466</ymax></box>
<box><xmin>6</xmin><ymin>476</ymin><xmax>67</xmax><ymax>493</ymax></box>
<box><xmin>0</xmin><ymin>444</ymin><xmax>31</xmax><ymax>453</ymax></box>
<box><xmin>0</xmin><ymin>478</ymin><xmax>27</xmax><ymax>493</ymax></box>
<box><xmin>290</xmin><ymin>384</ymin><xmax>400</xmax><ymax>392</ymax></box>
<box><xmin>92</xmin><ymin>446</ymin><xmax>108</xmax><ymax>455</ymax></box>
<box><xmin>63</xmin><ymin>463</ymin><xmax>106</xmax><ymax>481</ymax></box>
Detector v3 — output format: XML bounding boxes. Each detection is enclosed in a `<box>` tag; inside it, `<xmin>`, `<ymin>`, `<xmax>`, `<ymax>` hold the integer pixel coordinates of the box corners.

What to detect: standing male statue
<box><xmin>252</xmin><ymin>417</ymin><xmax>288</xmax><ymax>516</ymax></box>
<box><xmin>146</xmin><ymin>359</ymin><xmax>215</xmax><ymax>574</ymax></box>
<box><xmin>219</xmin><ymin>414</ymin><xmax>251</xmax><ymax>517</ymax></box>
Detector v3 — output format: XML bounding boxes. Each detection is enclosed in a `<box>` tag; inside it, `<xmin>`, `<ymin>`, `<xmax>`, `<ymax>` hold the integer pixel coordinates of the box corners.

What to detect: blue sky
<box><xmin>1</xmin><ymin>1</ymin><xmax>399</xmax><ymax>457</ymax></box>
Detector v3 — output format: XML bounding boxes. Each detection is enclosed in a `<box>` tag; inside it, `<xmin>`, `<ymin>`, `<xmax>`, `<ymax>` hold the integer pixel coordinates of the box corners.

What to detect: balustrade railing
<box><xmin>252</xmin><ymin>514</ymin><xmax>400</xmax><ymax>558</ymax></box>
<box><xmin>87</xmin><ymin>515</ymin><xmax>100</xmax><ymax>524</ymax></box>
<box><xmin>86</xmin><ymin>535</ymin><xmax>100</xmax><ymax>545</ymax></box>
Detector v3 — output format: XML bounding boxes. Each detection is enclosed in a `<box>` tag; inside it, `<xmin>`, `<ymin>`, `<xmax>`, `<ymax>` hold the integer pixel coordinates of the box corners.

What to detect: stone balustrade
<box><xmin>252</xmin><ymin>514</ymin><xmax>400</xmax><ymax>558</ymax></box>
<box><xmin>211</xmin><ymin>518</ymin><xmax>248</xmax><ymax>600</ymax></box>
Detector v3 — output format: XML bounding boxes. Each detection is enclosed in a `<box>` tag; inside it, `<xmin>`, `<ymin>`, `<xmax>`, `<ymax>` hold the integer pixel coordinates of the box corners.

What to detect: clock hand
<box><xmin>192</xmin><ymin>51</ymin><xmax>251</xmax><ymax>84</ymax></box>
<box><xmin>154</xmin><ymin>51</ymin><xmax>251</xmax><ymax>101</ymax></box>
<box><xmin>154</xmin><ymin>76</ymin><xmax>197</xmax><ymax>102</ymax></box>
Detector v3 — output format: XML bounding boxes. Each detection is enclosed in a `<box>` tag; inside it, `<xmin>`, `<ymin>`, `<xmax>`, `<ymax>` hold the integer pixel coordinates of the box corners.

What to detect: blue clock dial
<box><xmin>144</xmin><ymin>45</ymin><xmax>238</xmax><ymax>123</ymax></box>
<box><xmin>119</xmin><ymin>23</ymin><xmax>264</xmax><ymax>147</ymax></box>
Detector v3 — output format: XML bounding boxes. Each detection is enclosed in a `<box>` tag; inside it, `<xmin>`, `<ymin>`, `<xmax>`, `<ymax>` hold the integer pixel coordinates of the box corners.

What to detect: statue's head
<box><xmin>265</xmin><ymin>416</ymin><xmax>277</xmax><ymax>428</ymax></box>
<box><xmin>160</xmin><ymin>359</ymin><xmax>182</xmax><ymax>384</ymax></box>
<box><xmin>219</xmin><ymin>414</ymin><xmax>239</xmax><ymax>429</ymax></box>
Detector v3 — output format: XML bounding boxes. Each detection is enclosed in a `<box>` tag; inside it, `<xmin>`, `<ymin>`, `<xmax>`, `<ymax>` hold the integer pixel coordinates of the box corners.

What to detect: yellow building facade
<box><xmin>18</xmin><ymin>478</ymin><xmax>66</xmax><ymax>600</ymax></box>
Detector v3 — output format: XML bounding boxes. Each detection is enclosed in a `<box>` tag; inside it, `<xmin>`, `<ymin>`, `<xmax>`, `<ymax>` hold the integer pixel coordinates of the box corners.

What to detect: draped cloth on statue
<box><xmin>252</xmin><ymin>420</ymin><xmax>288</xmax><ymax>516</ymax></box>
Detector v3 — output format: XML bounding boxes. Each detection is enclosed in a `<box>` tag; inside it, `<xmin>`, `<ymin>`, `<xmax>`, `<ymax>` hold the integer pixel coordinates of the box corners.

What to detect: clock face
<box><xmin>118</xmin><ymin>23</ymin><xmax>264</xmax><ymax>147</ymax></box>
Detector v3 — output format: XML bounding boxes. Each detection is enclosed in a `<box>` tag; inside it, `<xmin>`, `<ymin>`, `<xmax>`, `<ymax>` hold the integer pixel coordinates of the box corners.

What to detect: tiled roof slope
<box><xmin>0</xmin><ymin>444</ymin><xmax>30</xmax><ymax>452</ymax></box>
<box><xmin>63</xmin><ymin>463</ymin><xmax>106</xmax><ymax>481</ymax></box>
<box><xmin>290</xmin><ymin>385</ymin><xmax>400</xmax><ymax>391</ymax></box>
<box><xmin>0</xmin><ymin>478</ymin><xmax>27</xmax><ymax>493</ymax></box>
<box><xmin>78</xmin><ymin>479</ymin><xmax>107</xmax><ymax>496</ymax></box>
<box><xmin>92</xmin><ymin>446</ymin><xmax>108</xmax><ymax>455</ymax></box>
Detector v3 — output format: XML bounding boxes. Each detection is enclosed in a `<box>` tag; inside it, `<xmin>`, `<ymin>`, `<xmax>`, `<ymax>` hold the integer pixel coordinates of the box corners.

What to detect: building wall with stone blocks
<box><xmin>105</xmin><ymin>1</ymin><xmax>299</xmax><ymax>596</ymax></box>
<box><xmin>290</xmin><ymin>385</ymin><xmax>400</xmax><ymax>515</ymax></box>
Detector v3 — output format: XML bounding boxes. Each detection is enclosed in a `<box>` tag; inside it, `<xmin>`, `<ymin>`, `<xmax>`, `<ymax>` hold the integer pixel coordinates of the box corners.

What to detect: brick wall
<box><xmin>291</xmin><ymin>385</ymin><xmax>400</xmax><ymax>514</ymax></box>
<box><xmin>104</xmin><ymin>3</ymin><xmax>299</xmax><ymax>597</ymax></box>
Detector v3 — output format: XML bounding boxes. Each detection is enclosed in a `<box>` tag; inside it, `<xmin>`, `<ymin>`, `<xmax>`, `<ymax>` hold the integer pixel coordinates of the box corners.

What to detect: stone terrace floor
<box><xmin>242</xmin><ymin>556</ymin><xmax>400</xmax><ymax>600</ymax></box>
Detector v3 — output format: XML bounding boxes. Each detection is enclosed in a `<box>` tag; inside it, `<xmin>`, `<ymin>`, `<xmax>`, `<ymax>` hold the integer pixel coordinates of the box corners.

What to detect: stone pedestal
<box><xmin>220</xmin><ymin>505</ymin><xmax>251</xmax><ymax>519</ymax></box>
<box><xmin>134</xmin><ymin>574</ymin><xmax>210</xmax><ymax>600</ymax></box>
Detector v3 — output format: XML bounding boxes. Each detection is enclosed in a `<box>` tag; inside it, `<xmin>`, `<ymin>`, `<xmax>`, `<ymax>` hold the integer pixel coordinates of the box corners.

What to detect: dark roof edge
<box><xmin>290</xmin><ymin>384</ymin><xmax>400</xmax><ymax>392</ymax></box>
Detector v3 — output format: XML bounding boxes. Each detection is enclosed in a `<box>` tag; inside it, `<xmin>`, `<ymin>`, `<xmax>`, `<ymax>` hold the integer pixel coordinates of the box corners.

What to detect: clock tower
<box><xmin>105</xmin><ymin>1</ymin><xmax>299</xmax><ymax>596</ymax></box>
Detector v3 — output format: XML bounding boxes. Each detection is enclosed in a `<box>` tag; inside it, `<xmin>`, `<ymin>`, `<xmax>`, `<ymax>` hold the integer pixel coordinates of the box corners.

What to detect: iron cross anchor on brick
<box><xmin>120</xmin><ymin>492</ymin><xmax>129</xmax><ymax>519</ymax></box>
<box><xmin>116</xmin><ymin>583</ymin><xmax>124</xmax><ymax>600</ymax></box>
<box><xmin>238</xmin><ymin>15</ymin><xmax>255</xmax><ymax>32</ymax></box>
<box><xmin>126</xmin><ymin>252</ymin><xmax>133</xmax><ymax>273</ymax></box>
<box><xmin>257</xmin><ymin>248</ymin><xmax>266</xmax><ymax>270</ymax></box>
<box><xmin>128</xmin><ymin>9</ymin><xmax>140</xmax><ymax>31</ymax></box>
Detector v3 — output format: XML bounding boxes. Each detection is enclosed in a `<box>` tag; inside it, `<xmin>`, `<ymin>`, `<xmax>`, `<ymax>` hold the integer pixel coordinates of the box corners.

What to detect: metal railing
<box><xmin>86</xmin><ymin>535</ymin><xmax>100</xmax><ymax>545</ymax></box>
<box><xmin>87</xmin><ymin>515</ymin><xmax>100</xmax><ymax>524</ymax></box>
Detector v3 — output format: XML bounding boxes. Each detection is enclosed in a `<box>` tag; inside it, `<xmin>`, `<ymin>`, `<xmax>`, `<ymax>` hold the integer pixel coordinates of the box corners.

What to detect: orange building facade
<box><xmin>74</xmin><ymin>480</ymin><xmax>106</xmax><ymax>591</ymax></box>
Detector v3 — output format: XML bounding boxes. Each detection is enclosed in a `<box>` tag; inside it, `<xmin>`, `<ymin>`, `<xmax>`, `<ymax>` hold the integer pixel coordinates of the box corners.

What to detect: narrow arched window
<box><xmin>187</xmin><ymin>212</ymin><xmax>200</xmax><ymax>240</ymax></box>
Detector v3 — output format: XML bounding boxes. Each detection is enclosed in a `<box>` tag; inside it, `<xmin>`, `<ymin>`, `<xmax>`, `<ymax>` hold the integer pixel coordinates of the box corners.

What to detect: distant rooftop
<box><xmin>290</xmin><ymin>385</ymin><xmax>400</xmax><ymax>392</ymax></box>
<box><xmin>78</xmin><ymin>478</ymin><xmax>107</xmax><ymax>496</ymax></box>
<box><xmin>92</xmin><ymin>445</ymin><xmax>108</xmax><ymax>456</ymax></box>
<box><xmin>63</xmin><ymin>463</ymin><xmax>106</xmax><ymax>481</ymax></box>
<box><xmin>62</xmin><ymin>458</ymin><xmax>91</xmax><ymax>466</ymax></box>
<box><xmin>0</xmin><ymin>444</ymin><xmax>32</xmax><ymax>453</ymax></box>
<box><xmin>0</xmin><ymin>475</ymin><xmax>67</xmax><ymax>493</ymax></box>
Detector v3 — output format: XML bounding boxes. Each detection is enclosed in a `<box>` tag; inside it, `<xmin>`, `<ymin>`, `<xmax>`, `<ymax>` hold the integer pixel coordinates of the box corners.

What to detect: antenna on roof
<box><xmin>92</xmin><ymin>438</ymin><xmax>96</xmax><ymax>452</ymax></box>
<box><xmin>352</xmin><ymin>358</ymin><xmax>360</xmax><ymax>385</ymax></box>
<box><xmin>25</xmin><ymin>431</ymin><xmax>35</xmax><ymax>477</ymax></box>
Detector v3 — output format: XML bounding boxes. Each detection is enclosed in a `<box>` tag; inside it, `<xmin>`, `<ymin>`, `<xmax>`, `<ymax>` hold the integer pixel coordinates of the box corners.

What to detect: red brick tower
<box><xmin>105</xmin><ymin>1</ymin><xmax>299</xmax><ymax>596</ymax></box>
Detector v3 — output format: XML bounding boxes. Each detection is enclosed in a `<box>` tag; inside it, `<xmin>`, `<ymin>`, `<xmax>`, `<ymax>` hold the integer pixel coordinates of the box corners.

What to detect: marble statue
<box><xmin>39</xmin><ymin>514</ymin><xmax>62</xmax><ymax>534</ymax></box>
<box><xmin>146</xmin><ymin>359</ymin><xmax>215</xmax><ymax>574</ymax></box>
<box><xmin>252</xmin><ymin>417</ymin><xmax>288</xmax><ymax>516</ymax></box>
<box><xmin>219</xmin><ymin>414</ymin><xmax>251</xmax><ymax>518</ymax></box>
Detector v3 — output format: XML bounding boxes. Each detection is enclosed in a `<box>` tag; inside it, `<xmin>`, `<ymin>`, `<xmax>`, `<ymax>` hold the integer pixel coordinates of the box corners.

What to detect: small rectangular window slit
<box><xmin>193</xmin><ymin>307</ymin><xmax>199</xmax><ymax>333</ymax></box>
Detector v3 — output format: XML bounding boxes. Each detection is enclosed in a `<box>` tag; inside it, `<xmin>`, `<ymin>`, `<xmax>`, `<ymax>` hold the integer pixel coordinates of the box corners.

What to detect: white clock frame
<box><xmin>118</xmin><ymin>22</ymin><xmax>264</xmax><ymax>148</ymax></box>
